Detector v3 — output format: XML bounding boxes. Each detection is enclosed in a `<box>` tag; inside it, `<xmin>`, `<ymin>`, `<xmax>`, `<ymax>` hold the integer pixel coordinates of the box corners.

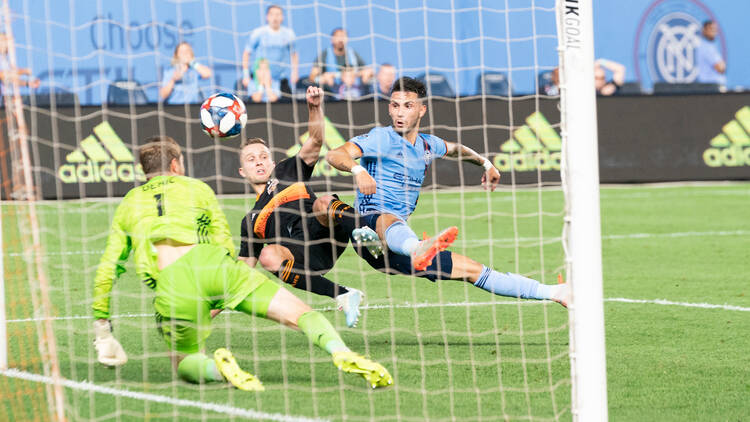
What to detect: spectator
<box><xmin>309</xmin><ymin>28</ymin><xmax>372</xmax><ymax>91</ymax></box>
<box><xmin>248</xmin><ymin>58</ymin><xmax>280</xmax><ymax>103</ymax></box>
<box><xmin>540</xmin><ymin>67</ymin><xmax>559</xmax><ymax>96</ymax></box>
<box><xmin>594</xmin><ymin>59</ymin><xmax>625</xmax><ymax>96</ymax></box>
<box><xmin>0</xmin><ymin>32</ymin><xmax>40</xmax><ymax>97</ymax></box>
<box><xmin>695</xmin><ymin>20</ymin><xmax>726</xmax><ymax>86</ymax></box>
<box><xmin>336</xmin><ymin>67</ymin><xmax>363</xmax><ymax>100</ymax></box>
<box><xmin>372</xmin><ymin>63</ymin><xmax>396</xmax><ymax>97</ymax></box>
<box><xmin>159</xmin><ymin>42</ymin><xmax>212</xmax><ymax>104</ymax></box>
<box><xmin>242</xmin><ymin>5</ymin><xmax>298</xmax><ymax>96</ymax></box>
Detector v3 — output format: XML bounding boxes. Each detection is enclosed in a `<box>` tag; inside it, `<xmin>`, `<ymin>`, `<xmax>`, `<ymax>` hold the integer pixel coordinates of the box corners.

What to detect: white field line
<box><xmin>0</xmin><ymin>368</ymin><xmax>328</xmax><ymax>422</ymax></box>
<box><xmin>5</xmin><ymin>229</ymin><xmax>749</xmax><ymax>258</ymax></box>
<box><xmin>7</xmin><ymin>297</ymin><xmax>750</xmax><ymax>324</ymax></box>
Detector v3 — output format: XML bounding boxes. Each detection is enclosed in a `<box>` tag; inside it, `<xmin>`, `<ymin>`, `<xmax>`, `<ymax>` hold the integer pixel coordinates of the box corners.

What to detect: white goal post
<box><xmin>557</xmin><ymin>0</ymin><xmax>609</xmax><ymax>420</ymax></box>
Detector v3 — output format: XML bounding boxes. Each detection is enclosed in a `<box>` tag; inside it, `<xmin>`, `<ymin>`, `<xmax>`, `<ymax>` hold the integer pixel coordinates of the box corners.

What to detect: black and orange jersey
<box><xmin>239</xmin><ymin>155</ymin><xmax>317</xmax><ymax>259</ymax></box>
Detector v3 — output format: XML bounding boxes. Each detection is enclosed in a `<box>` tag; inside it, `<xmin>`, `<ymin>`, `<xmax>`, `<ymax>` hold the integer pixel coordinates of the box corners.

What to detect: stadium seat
<box><xmin>652</xmin><ymin>82</ymin><xmax>721</xmax><ymax>95</ymax></box>
<box><xmin>477</xmin><ymin>72</ymin><xmax>511</xmax><ymax>96</ymax></box>
<box><xmin>107</xmin><ymin>79</ymin><xmax>148</xmax><ymax>105</ymax></box>
<box><xmin>416</xmin><ymin>72</ymin><xmax>455</xmax><ymax>98</ymax></box>
<box><xmin>615</xmin><ymin>82</ymin><xmax>643</xmax><ymax>96</ymax></box>
<box><xmin>24</xmin><ymin>87</ymin><xmax>79</xmax><ymax>107</ymax></box>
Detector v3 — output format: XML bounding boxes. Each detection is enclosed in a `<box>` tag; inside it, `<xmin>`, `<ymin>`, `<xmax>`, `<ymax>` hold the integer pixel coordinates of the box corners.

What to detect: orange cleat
<box><xmin>411</xmin><ymin>226</ymin><xmax>459</xmax><ymax>271</ymax></box>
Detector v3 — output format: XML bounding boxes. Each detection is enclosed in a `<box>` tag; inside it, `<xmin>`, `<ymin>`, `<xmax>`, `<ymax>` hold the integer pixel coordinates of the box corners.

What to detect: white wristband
<box><xmin>482</xmin><ymin>158</ymin><xmax>493</xmax><ymax>171</ymax></box>
<box><xmin>351</xmin><ymin>165</ymin><xmax>366</xmax><ymax>175</ymax></box>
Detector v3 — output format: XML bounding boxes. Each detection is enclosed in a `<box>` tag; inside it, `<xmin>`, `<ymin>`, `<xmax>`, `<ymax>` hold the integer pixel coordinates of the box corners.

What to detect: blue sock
<box><xmin>473</xmin><ymin>266</ymin><xmax>552</xmax><ymax>300</ymax></box>
<box><xmin>384</xmin><ymin>221</ymin><xmax>420</xmax><ymax>256</ymax></box>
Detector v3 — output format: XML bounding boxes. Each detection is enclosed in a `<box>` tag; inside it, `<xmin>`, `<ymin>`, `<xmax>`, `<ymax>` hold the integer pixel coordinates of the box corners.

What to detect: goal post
<box><xmin>557</xmin><ymin>0</ymin><xmax>609</xmax><ymax>420</ymax></box>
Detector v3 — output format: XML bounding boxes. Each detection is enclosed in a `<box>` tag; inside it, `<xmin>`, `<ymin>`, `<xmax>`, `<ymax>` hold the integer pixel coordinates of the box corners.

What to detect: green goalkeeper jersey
<box><xmin>92</xmin><ymin>175</ymin><xmax>235</xmax><ymax>319</ymax></box>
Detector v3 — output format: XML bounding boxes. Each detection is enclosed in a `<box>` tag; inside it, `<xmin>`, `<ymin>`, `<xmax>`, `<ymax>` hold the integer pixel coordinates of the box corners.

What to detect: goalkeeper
<box><xmin>92</xmin><ymin>136</ymin><xmax>392</xmax><ymax>391</ymax></box>
<box><xmin>326</xmin><ymin>77</ymin><xmax>568</xmax><ymax>306</ymax></box>
<box><xmin>238</xmin><ymin>86</ymin><xmax>382</xmax><ymax>328</ymax></box>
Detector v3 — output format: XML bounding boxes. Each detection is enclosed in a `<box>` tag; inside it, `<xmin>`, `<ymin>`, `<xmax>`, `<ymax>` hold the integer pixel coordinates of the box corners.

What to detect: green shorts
<box><xmin>154</xmin><ymin>244</ymin><xmax>280</xmax><ymax>354</ymax></box>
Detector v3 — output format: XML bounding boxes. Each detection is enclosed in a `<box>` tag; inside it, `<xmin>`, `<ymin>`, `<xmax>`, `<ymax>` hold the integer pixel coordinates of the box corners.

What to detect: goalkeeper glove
<box><xmin>93</xmin><ymin>319</ymin><xmax>128</xmax><ymax>367</ymax></box>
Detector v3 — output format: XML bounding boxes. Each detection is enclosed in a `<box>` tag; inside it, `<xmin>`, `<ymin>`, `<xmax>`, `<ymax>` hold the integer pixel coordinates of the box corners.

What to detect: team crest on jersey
<box><xmin>267</xmin><ymin>178</ymin><xmax>279</xmax><ymax>194</ymax></box>
<box><xmin>423</xmin><ymin>150</ymin><xmax>432</xmax><ymax>164</ymax></box>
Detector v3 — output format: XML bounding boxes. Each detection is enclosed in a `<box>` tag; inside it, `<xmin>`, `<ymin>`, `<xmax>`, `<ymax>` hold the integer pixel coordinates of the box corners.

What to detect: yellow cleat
<box><xmin>214</xmin><ymin>348</ymin><xmax>265</xmax><ymax>392</ymax></box>
<box><xmin>332</xmin><ymin>351</ymin><xmax>393</xmax><ymax>389</ymax></box>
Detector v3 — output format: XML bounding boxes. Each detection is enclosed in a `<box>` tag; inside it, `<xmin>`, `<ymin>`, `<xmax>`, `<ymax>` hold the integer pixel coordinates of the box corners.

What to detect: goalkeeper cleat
<box><xmin>412</xmin><ymin>226</ymin><xmax>459</xmax><ymax>271</ymax></box>
<box><xmin>214</xmin><ymin>348</ymin><xmax>265</xmax><ymax>391</ymax></box>
<box><xmin>332</xmin><ymin>351</ymin><xmax>393</xmax><ymax>389</ymax></box>
<box><xmin>336</xmin><ymin>288</ymin><xmax>365</xmax><ymax>328</ymax></box>
<box><xmin>352</xmin><ymin>226</ymin><xmax>383</xmax><ymax>258</ymax></box>
<box><xmin>551</xmin><ymin>274</ymin><xmax>569</xmax><ymax>308</ymax></box>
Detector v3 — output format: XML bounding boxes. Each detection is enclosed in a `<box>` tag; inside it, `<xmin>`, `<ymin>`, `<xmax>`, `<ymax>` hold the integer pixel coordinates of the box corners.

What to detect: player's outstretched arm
<box><xmin>298</xmin><ymin>86</ymin><xmax>325</xmax><ymax>166</ymax></box>
<box><xmin>444</xmin><ymin>141</ymin><xmax>500</xmax><ymax>191</ymax></box>
<box><xmin>326</xmin><ymin>142</ymin><xmax>377</xmax><ymax>195</ymax></box>
<box><xmin>92</xmin><ymin>204</ymin><xmax>132</xmax><ymax>367</ymax></box>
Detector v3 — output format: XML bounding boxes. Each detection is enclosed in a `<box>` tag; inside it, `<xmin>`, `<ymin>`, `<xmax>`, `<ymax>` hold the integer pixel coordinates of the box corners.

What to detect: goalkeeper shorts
<box><xmin>153</xmin><ymin>244</ymin><xmax>280</xmax><ymax>354</ymax></box>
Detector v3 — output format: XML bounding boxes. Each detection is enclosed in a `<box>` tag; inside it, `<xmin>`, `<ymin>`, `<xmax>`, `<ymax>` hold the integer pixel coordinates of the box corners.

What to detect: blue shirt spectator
<box><xmin>242</xmin><ymin>5</ymin><xmax>298</xmax><ymax>90</ymax></box>
<box><xmin>159</xmin><ymin>42</ymin><xmax>212</xmax><ymax>104</ymax></box>
<box><xmin>695</xmin><ymin>20</ymin><xmax>726</xmax><ymax>86</ymax></box>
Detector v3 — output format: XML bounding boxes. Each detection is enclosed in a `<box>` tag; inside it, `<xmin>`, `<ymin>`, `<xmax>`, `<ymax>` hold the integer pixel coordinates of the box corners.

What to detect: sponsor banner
<box><xmin>6</xmin><ymin>94</ymin><xmax>749</xmax><ymax>199</ymax></box>
<box><xmin>596</xmin><ymin>93</ymin><xmax>750</xmax><ymax>182</ymax></box>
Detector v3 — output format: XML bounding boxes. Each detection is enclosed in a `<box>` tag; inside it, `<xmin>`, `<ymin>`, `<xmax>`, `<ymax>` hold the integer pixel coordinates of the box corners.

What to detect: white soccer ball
<box><xmin>200</xmin><ymin>92</ymin><xmax>247</xmax><ymax>139</ymax></box>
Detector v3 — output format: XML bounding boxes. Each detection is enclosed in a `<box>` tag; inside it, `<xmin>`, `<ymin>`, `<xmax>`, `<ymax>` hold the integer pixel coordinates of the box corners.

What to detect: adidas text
<box><xmin>58</xmin><ymin>160</ymin><xmax>146</xmax><ymax>183</ymax></box>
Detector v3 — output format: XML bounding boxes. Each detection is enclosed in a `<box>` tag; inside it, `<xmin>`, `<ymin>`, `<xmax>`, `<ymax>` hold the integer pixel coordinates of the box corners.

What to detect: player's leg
<box><xmin>374</xmin><ymin>212</ymin><xmax>458</xmax><ymax>271</ymax></box>
<box><xmin>447</xmin><ymin>252</ymin><xmax>568</xmax><ymax>306</ymax></box>
<box><xmin>231</xmin><ymin>276</ymin><xmax>393</xmax><ymax>388</ymax></box>
<box><xmin>313</xmin><ymin>195</ymin><xmax>382</xmax><ymax>257</ymax></box>
<box><xmin>157</xmin><ymin>245</ymin><xmax>263</xmax><ymax>390</ymax></box>
<box><xmin>257</xmin><ymin>243</ymin><xmax>349</xmax><ymax>299</ymax></box>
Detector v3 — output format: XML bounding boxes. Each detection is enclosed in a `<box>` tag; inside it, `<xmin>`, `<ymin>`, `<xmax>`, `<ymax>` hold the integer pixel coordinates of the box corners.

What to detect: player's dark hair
<box><xmin>239</xmin><ymin>137</ymin><xmax>269</xmax><ymax>160</ymax></box>
<box><xmin>390</xmin><ymin>77</ymin><xmax>426</xmax><ymax>98</ymax></box>
<box><xmin>139</xmin><ymin>136</ymin><xmax>182</xmax><ymax>175</ymax></box>
<box><xmin>331</xmin><ymin>27</ymin><xmax>346</xmax><ymax>36</ymax></box>
<box><xmin>266</xmin><ymin>4</ymin><xmax>283</xmax><ymax>15</ymax></box>
<box><xmin>702</xmin><ymin>20</ymin><xmax>715</xmax><ymax>29</ymax></box>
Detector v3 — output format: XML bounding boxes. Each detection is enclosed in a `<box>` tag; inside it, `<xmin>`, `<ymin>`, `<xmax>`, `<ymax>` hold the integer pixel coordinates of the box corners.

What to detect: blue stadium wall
<box><xmin>6</xmin><ymin>0</ymin><xmax>749</xmax><ymax>105</ymax></box>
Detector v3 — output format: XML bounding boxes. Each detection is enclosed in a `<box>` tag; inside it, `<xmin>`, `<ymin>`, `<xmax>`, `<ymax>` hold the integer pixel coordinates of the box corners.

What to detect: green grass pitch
<box><xmin>2</xmin><ymin>182</ymin><xmax>749</xmax><ymax>421</ymax></box>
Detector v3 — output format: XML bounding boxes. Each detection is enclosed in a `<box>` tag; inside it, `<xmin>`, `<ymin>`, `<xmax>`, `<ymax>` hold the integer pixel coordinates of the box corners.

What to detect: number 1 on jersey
<box><xmin>154</xmin><ymin>193</ymin><xmax>164</xmax><ymax>216</ymax></box>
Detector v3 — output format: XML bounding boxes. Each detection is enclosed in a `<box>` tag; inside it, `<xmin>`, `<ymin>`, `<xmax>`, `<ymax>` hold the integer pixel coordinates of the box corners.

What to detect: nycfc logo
<box><xmin>651</xmin><ymin>13</ymin><xmax>700</xmax><ymax>83</ymax></box>
<box><xmin>634</xmin><ymin>0</ymin><xmax>725</xmax><ymax>88</ymax></box>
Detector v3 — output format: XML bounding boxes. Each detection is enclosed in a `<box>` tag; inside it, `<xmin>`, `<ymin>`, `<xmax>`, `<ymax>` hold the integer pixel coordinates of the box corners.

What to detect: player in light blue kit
<box><xmin>326</xmin><ymin>77</ymin><xmax>568</xmax><ymax>306</ymax></box>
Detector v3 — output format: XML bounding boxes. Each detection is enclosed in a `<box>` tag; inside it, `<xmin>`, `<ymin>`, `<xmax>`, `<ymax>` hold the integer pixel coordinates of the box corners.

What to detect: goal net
<box><xmin>1</xmin><ymin>0</ymin><xmax>605</xmax><ymax>420</ymax></box>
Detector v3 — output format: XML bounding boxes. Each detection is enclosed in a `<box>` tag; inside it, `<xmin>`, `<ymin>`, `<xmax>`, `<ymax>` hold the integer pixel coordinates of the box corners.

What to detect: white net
<box><xmin>1</xmin><ymin>0</ymin><xmax>573</xmax><ymax>420</ymax></box>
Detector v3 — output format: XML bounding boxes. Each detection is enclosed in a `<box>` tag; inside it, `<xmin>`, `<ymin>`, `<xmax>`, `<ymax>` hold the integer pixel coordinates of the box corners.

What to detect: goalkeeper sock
<box><xmin>177</xmin><ymin>353</ymin><xmax>224</xmax><ymax>384</ymax></box>
<box><xmin>473</xmin><ymin>265</ymin><xmax>552</xmax><ymax>300</ymax></box>
<box><xmin>276</xmin><ymin>258</ymin><xmax>348</xmax><ymax>298</ymax></box>
<box><xmin>384</xmin><ymin>221</ymin><xmax>419</xmax><ymax>255</ymax></box>
<box><xmin>297</xmin><ymin>311</ymin><xmax>350</xmax><ymax>355</ymax></box>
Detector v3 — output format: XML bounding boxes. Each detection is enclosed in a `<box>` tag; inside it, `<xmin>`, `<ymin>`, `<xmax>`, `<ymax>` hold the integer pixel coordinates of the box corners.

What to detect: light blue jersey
<box><xmin>161</xmin><ymin>66</ymin><xmax>202</xmax><ymax>104</ymax></box>
<box><xmin>349</xmin><ymin>126</ymin><xmax>447</xmax><ymax>219</ymax></box>
<box><xmin>696</xmin><ymin>38</ymin><xmax>726</xmax><ymax>85</ymax></box>
<box><xmin>245</xmin><ymin>25</ymin><xmax>296</xmax><ymax>81</ymax></box>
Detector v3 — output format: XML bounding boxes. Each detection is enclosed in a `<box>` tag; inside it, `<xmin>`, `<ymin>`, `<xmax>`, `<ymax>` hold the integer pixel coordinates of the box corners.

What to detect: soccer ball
<box><xmin>200</xmin><ymin>92</ymin><xmax>247</xmax><ymax>139</ymax></box>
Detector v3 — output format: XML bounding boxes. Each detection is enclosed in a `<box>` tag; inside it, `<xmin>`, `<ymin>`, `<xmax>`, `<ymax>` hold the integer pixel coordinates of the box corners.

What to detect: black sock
<box><xmin>328</xmin><ymin>199</ymin><xmax>358</xmax><ymax>234</ymax></box>
<box><xmin>276</xmin><ymin>258</ymin><xmax>348</xmax><ymax>298</ymax></box>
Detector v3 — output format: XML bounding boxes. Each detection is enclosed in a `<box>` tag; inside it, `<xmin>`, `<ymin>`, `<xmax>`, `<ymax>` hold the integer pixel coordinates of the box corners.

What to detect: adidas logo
<box><xmin>286</xmin><ymin>116</ymin><xmax>346</xmax><ymax>177</ymax></box>
<box><xmin>703</xmin><ymin>106</ymin><xmax>750</xmax><ymax>168</ymax></box>
<box><xmin>493</xmin><ymin>111</ymin><xmax>561</xmax><ymax>172</ymax></box>
<box><xmin>57</xmin><ymin>122</ymin><xmax>146</xmax><ymax>183</ymax></box>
